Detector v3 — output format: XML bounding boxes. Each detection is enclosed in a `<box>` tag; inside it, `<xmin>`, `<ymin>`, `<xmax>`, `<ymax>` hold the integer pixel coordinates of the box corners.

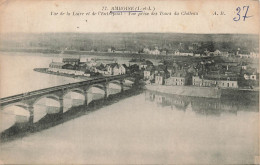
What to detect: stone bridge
<box><xmin>0</xmin><ymin>75</ymin><xmax>136</xmax><ymax>123</ymax></box>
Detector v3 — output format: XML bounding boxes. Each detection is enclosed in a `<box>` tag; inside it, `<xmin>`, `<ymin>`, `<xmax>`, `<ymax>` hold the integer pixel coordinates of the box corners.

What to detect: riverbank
<box><xmin>1</xmin><ymin>48</ymin><xmax>258</xmax><ymax>65</ymax></box>
<box><xmin>0</xmin><ymin>48</ymin><xmax>220</xmax><ymax>61</ymax></box>
<box><xmin>145</xmin><ymin>84</ymin><xmax>259</xmax><ymax>100</ymax></box>
<box><xmin>145</xmin><ymin>84</ymin><xmax>221</xmax><ymax>98</ymax></box>
<box><xmin>34</xmin><ymin>68</ymin><xmax>99</xmax><ymax>80</ymax></box>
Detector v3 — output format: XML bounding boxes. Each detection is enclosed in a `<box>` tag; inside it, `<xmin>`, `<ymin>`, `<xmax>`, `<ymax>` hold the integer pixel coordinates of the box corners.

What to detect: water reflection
<box><xmin>0</xmin><ymin>90</ymin><xmax>258</xmax><ymax>164</ymax></box>
<box><xmin>145</xmin><ymin>90</ymin><xmax>259</xmax><ymax>116</ymax></box>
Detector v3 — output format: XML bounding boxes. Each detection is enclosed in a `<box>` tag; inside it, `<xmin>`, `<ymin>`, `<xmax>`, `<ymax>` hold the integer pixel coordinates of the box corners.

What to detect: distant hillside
<box><xmin>0</xmin><ymin>33</ymin><xmax>258</xmax><ymax>53</ymax></box>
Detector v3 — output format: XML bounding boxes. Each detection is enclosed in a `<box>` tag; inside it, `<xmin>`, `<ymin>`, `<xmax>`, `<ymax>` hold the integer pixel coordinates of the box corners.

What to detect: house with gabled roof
<box><xmin>106</xmin><ymin>63</ymin><xmax>126</xmax><ymax>75</ymax></box>
<box><xmin>155</xmin><ymin>72</ymin><xmax>167</xmax><ymax>85</ymax></box>
<box><xmin>62</xmin><ymin>58</ymin><xmax>80</xmax><ymax>65</ymax></box>
<box><xmin>165</xmin><ymin>69</ymin><xmax>188</xmax><ymax>86</ymax></box>
<box><xmin>154</xmin><ymin>65</ymin><xmax>170</xmax><ymax>85</ymax></box>
<box><xmin>144</xmin><ymin>65</ymin><xmax>156</xmax><ymax>80</ymax></box>
<box><xmin>140</xmin><ymin>60</ymin><xmax>153</xmax><ymax>70</ymax></box>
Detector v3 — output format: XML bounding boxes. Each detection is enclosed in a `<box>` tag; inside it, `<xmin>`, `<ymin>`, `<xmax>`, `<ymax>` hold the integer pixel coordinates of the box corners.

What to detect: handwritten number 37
<box><xmin>233</xmin><ymin>6</ymin><xmax>252</xmax><ymax>21</ymax></box>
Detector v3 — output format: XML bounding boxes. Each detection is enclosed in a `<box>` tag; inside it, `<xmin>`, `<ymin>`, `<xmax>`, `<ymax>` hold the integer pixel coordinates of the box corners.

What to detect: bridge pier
<box><xmin>0</xmin><ymin>75</ymin><xmax>135</xmax><ymax>123</ymax></box>
<box><xmin>59</xmin><ymin>98</ymin><xmax>63</xmax><ymax>114</ymax></box>
<box><xmin>120</xmin><ymin>81</ymin><xmax>124</xmax><ymax>93</ymax></box>
<box><xmin>104</xmin><ymin>85</ymin><xmax>108</xmax><ymax>99</ymax></box>
<box><xmin>84</xmin><ymin>91</ymin><xmax>88</xmax><ymax>106</ymax></box>
<box><xmin>28</xmin><ymin>106</ymin><xmax>34</xmax><ymax>124</ymax></box>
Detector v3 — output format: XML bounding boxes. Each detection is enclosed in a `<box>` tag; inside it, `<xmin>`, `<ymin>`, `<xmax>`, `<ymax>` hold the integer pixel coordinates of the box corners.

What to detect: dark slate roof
<box><xmin>155</xmin><ymin>71</ymin><xmax>166</xmax><ymax>77</ymax></box>
<box><xmin>96</xmin><ymin>65</ymin><xmax>106</xmax><ymax>70</ymax></box>
<box><xmin>122</xmin><ymin>64</ymin><xmax>128</xmax><ymax>69</ymax></box>
<box><xmin>204</xmin><ymin>74</ymin><xmax>237</xmax><ymax>81</ymax></box>
<box><xmin>106</xmin><ymin>63</ymin><xmax>119</xmax><ymax>68</ymax></box>
<box><xmin>141</xmin><ymin>60</ymin><xmax>153</xmax><ymax>65</ymax></box>
<box><xmin>49</xmin><ymin>62</ymin><xmax>66</xmax><ymax>67</ymax></box>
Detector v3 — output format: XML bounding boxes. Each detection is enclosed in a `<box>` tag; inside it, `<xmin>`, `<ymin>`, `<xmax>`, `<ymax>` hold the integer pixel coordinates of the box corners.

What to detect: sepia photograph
<box><xmin>0</xmin><ymin>0</ymin><xmax>259</xmax><ymax>164</ymax></box>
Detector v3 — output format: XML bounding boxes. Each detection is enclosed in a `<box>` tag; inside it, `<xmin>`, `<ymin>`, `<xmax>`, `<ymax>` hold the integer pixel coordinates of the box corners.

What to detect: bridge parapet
<box><xmin>0</xmin><ymin>74</ymin><xmax>134</xmax><ymax>112</ymax></box>
<box><xmin>0</xmin><ymin>74</ymin><xmax>135</xmax><ymax>125</ymax></box>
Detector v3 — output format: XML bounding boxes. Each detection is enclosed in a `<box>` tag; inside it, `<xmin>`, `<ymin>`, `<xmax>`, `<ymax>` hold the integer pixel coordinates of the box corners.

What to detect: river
<box><xmin>0</xmin><ymin>52</ymin><xmax>259</xmax><ymax>164</ymax></box>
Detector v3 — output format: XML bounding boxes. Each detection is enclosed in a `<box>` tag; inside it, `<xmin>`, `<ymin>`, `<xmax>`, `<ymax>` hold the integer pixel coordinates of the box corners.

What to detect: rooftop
<box><xmin>49</xmin><ymin>62</ymin><xmax>66</xmax><ymax>67</ymax></box>
<box><xmin>204</xmin><ymin>74</ymin><xmax>238</xmax><ymax>81</ymax></box>
<box><xmin>106</xmin><ymin>63</ymin><xmax>119</xmax><ymax>68</ymax></box>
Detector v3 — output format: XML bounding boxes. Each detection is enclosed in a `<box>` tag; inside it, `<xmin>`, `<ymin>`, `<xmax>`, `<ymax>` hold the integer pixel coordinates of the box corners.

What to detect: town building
<box><xmin>49</xmin><ymin>62</ymin><xmax>66</xmax><ymax>69</ymax></box>
<box><xmin>95</xmin><ymin>64</ymin><xmax>107</xmax><ymax>74</ymax></box>
<box><xmin>122</xmin><ymin>64</ymin><xmax>129</xmax><ymax>73</ymax></box>
<box><xmin>128</xmin><ymin>64</ymin><xmax>140</xmax><ymax>74</ymax></box>
<box><xmin>49</xmin><ymin>62</ymin><xmax>74</xmax><ymax>70</ymax></box>
<box><xmin>165</xmin><ymin>73</ymin><xmax>187</xmax><ymax>86</ymax></box>
<box><xmin>217</xmin><ymin>80</ymin><xmax>238</xmax><ymax>88</ymax></box>
<box><xmin>160</xmin><ymin>50</ymin><xmax>167</xmax><ymax>55</ymax></box>
<box><xmin>113</xmin><ymin>48</ymin><xmax>131</xmax><ymax>54</ymax></box>
<box><xmin>144</xmin><ymin>66</ymin><xmax>155</xmax><ymax>80</ymax></box>
<box><xmin>221</xmin><ymin>52</ymin><xmax>229</xmax><ymax>57</ymax></box>
<box><xmin>242</xmin><ymin>65</ymin><xmax>247</xmax><ymax>70</ymax></box>
<box><xmin>192</xmin><ymin>76</ymin><xmax>238</xmax><ymax>88</ymax></box>
<box><xmin>48</xmin><ymin>62</ymin><xmax>86</xmax><ymax>76</ymax></box>
<box><xmin>62</xmin><ymin>58</ymin><xmax>80</xmax><ymax>66</ymax></box>
<box><xmin>188</xmin><ymin>45</ymin><xmax>193</xmax><ymax>51</ymax></box>
<box><xmin>238</xmin><ymin>54</ymin><xmax>250</xmax><ymax>58</ymax></box>
<box><xmin>155</xmin><ymin>72</ymin><xmax>166</xmax><ymax>85</ymax></box>
<box><xmin>174</xmin><ymin>50</ymin><xmax>193</xmax><ymax>56</ymax></box>
<box><xmin>108</xmin><ymin>48</ymin><xmax>116</xmax><ymax>53</ymax></box>
<box><xmin>214</xmin><ymin>50</ymin><xmax>221</xmax><ymax>56</ymax></box>
<box><xmin>140</xmin><ymin>60</ymin><xmax>153</xmax><ymax>70</ymax></box>
<box><xmin>149</xmin><ymin>49</ymin><xmax>160</xmax><ymax>55</ymax></box>
<box><xmin>154</xmin><ymin>65</ymin><xmax>169</xmax><ymax>85</ymax></box>
<box><xmin>106</xmin><ymin>63</ymin><xmax>126</xmax><ymax>75</ymax></box>
<box><xmin>143</xmin><ymin>48</ymin><xmax>150</xmax><ymax>54</ymax></box>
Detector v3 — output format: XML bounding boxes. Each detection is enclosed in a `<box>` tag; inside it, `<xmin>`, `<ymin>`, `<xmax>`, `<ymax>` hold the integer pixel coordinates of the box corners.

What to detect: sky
<box><xmin>0</xmin><ymin>0</ymin><xmax>259</xmax><ymax>34</ymax></box>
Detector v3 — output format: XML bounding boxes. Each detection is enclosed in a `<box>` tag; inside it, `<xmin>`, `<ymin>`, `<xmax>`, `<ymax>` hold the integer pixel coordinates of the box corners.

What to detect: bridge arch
<box><xmin>62</xmin><ymin>88</ymin><xmax>86</xmax><ymax>109</ymax></box>
<box><xmin>106</xmin><ymin>80</ymin><xmax>124</xmax><ymax>96</ymax></box>
<box><xmin>32</xmin><ymin>94</ymin><xmax>63</xmax><ymax>117</ymax></box>
<box><xmin>62</xmin><ymin>88</ymin><xmax>85</xmax><ymax>99</ymax></box>
<box><xmin>108</xmin><ymin>80</ymin><xmax>123</xmax><ymax>85</ymax></box>
<box><xmin>0</xmin><ymin>102</ymin><xmax>31</xmax><ymax>118</ymax></box>
<box><xmin>108</xmin><ymin>80</ymin><xmax>122</xmax><ymax>84</ymax></box>
<box><xmin>86</xmin><ymin>83</ymin><xmax>106</xmax><ymax>93</ymax></box>
<box><xmin>1</xmin><ymin>102</ymin><xmax>30</xmax><ymax>112</ymax></box>
<box><xmin>32</xmin><ymin>94</ymin><xmax>61</xmax><ymax>107</ymax></box>
<box><xmin>85</xmin><ymin>83</ymin><xmax>107</xmax><ymax>105</ymax></box>
<box><xmin>124</xmin><ymin>77</ymin><xmax>135</xmax><ymax>84</ymax></box>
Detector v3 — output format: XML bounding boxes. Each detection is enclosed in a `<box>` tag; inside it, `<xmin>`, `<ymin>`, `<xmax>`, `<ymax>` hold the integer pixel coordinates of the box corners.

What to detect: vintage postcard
<box><xmin>0</xmin><ymin>0</ymin><xmax>259</xmax><ymax>164</ymax></box>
